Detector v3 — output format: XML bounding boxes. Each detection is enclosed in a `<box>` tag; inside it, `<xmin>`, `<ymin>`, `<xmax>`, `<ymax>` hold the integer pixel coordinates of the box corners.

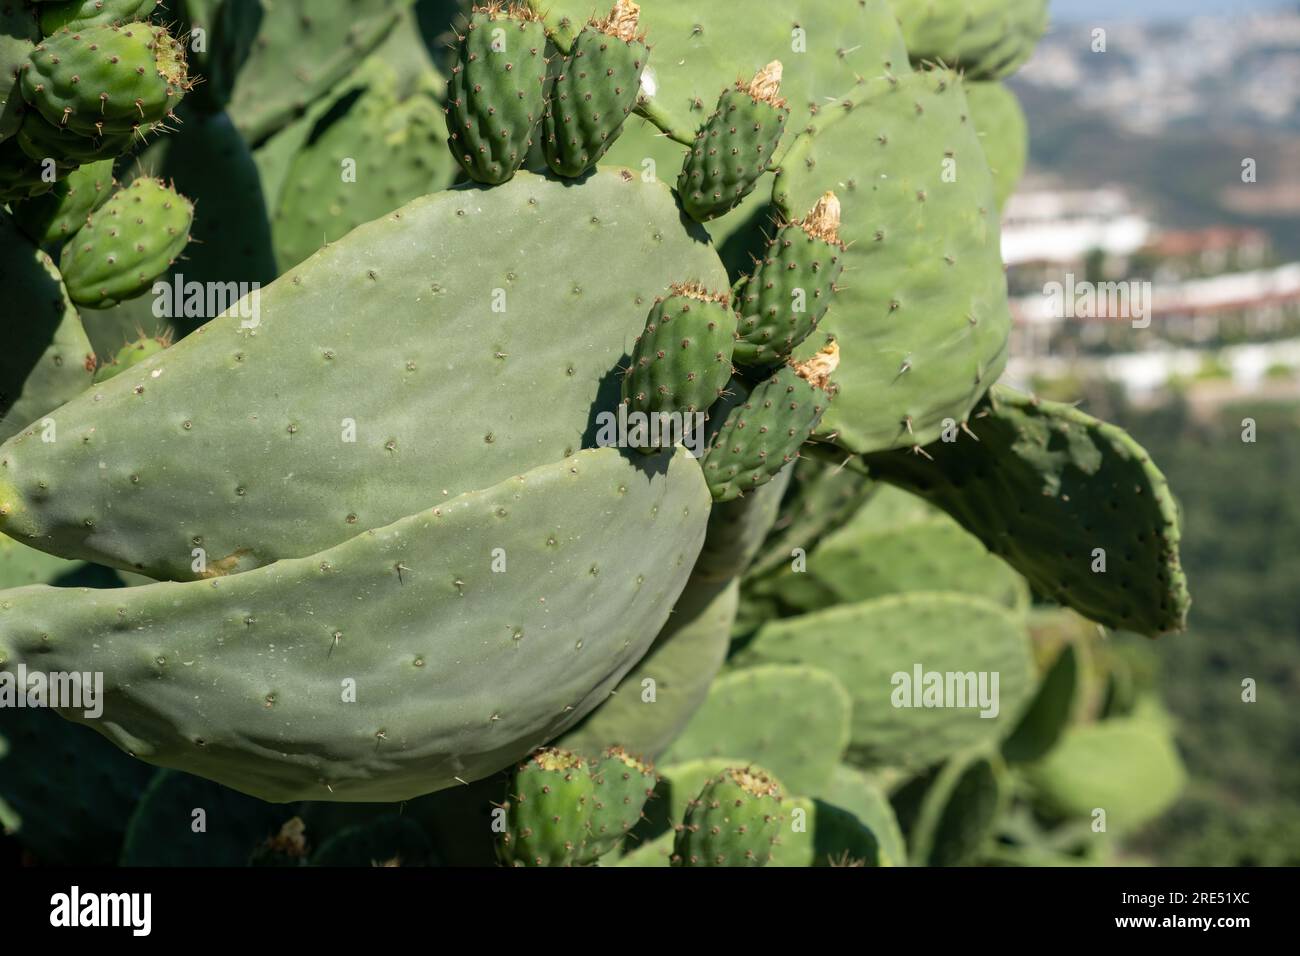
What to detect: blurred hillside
<box><xmin>1006</xmin><ymin>4</ymin><xmax>1300</xmax><ymax>865</ymax></box>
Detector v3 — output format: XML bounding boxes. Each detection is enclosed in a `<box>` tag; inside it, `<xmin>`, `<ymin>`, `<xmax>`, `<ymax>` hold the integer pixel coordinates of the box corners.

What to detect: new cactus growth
<box><xmin>58</xmin><ymin>176</ymin><xmax>193</xmax><ymax>307</ymax></box>
<box><xmin>92</xmin><ymin>329</ymin><xmax>171</xmax><ymax>383</ymax></box>
<box><xmin>543</xmin><ymin>0</ymin><xmax>647</xmax><ymax>178</ymax></box>
<box><xmin>20</xmin><ymin>22</ymin><xmax>189</xmax><ymax>138</ymax></box>
<box><xmin>498</xmin><ymin>748</ymin><xmax>595</xmax><ymax>867</ymax></box>
<box><xmin>678</xmin><ymin>61</ymin><xmax>789</xmax><ymax>222</ymax></box>
<box><xmin>734</xmin><ymin>192</ymin><xmax>845</xmax><ymax>369</ymax></box>
<box><xmin>672</xmin><ymin>766</ymin><xmax>783</xmax><ymax>866</ymax></box>
<box><xmin>446</xmin><ymin>3</ymin><xmax>548</xmax><ymax>184</ymax></box>
<box><xmin>703</xmin><ymin>342</ymin><xmax>839</xmax><ymax>502</ymax></box>
<box><xmin>581</xmin><ymin>746</ymin><xmax>657</xmax><ymax>861</ymax></box>
<box><xmin>621</xmin><ymin>282</ymin><xmax>737</xmax><ymax>450</ymax></box>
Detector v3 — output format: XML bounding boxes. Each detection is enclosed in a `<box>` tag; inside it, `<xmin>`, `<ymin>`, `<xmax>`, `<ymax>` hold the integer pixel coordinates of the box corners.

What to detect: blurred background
<box><xmin>1000</xmin><ymin>0</ymin><xmax>1300</xmax><ymax>864</ymax></box>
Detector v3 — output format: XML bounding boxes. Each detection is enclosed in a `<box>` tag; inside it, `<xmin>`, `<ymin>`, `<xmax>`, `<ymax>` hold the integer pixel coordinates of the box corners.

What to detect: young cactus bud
<box><xmin>93</xmin><ymin>329</ymin><xmax>172</xmax><ymax>384</ymax></box>
<box><xmin>543</xmin><ymin>0</ymin><xmax>648</xmax><ymax>178</ymax></box>
<box><xmin>703</xmin><ymin>341</ymin><xmax>840</xmax><ymax>502</ymax></box>
<box><xmin>678</xmin><ymin>61</ymin><xmax>789</xmax><ymax>222</ymax></box>
<box><xmin>733</xmin><ymin>192</ymin><xmax>846</xmax><ymax>369</ymax></box>
<box><xmin>577</xmin><ymin>746</ymin><xmax>657</xmax><ymax>863</ymax></box>
<box><xmin>621</xmin><ymin>282</ymin><xmax>737</xmax><ymax>453</ymax></box>
<box><xmin>446</xmin><ymin>3</ymin><xmax>548</xmax><ymax>185</ymax></box>
<box><xmin>58</xmin><ymin>177</ymin><xmax>194</xmax><ymax>308</ymax></box>
<box><xmin>497</xmin><ymin>748</ymin><xmax>595</xmax><ymax>867</ymax></box>
<box><xmin>672</xmin><ymin>766</ymin><xmax>783</xmax><ymax>867</ymax></box>
<box><xmin>20</xmin><ymin>22</ymin><xmax>189</xmax><ymax>138</ymax></box>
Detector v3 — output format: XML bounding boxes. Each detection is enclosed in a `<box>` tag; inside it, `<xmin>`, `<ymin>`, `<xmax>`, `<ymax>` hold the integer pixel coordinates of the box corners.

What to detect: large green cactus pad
<box><xmin>1022</xmin><ymin>719</ymin><xmax>1187</xmax><ymax>832</ymax></box>
<box><xmin>663</xmin><ymin>664</ymin><xmax>851</xmax><ymax>796</ymax></box>
<box><xmin>888</xmin><ymin>0</ymin><xmax>1049</xmax><ymax>80</ymax></box>
<box><xmin>0</xmin><ymin>170</ymin><xmax>726</xmax><ymax>581</ymax></box>
<box><xmin>753</xmin><ymin>484</ymin><xmax>1029</xmax><ymax>613</ymax></box>
<box><xmin>535</xmin><ymin>0</ymin><xmax>910</xmax><ymax>144</ymax></box>
<box><xmin>739</xmin><ymin>592</ymin><xmax>1035</xmax><ymax>770</ymax></box>
<box><xmin>0</xmin><ymin>212</ymin><xmax>94</xmax><ymax>444</ymax></box>
<box><xmin>863</xmin><ymin>387</ymin><xmax>1191</xmax><ymax>636</ymax></box>
<box><xmin>0</xmin><ymin>447</ymin><xmax>709</xmax><ymax>802</ymax></box>
<box><xmin>775</xmin><ymin>68</ymin><xmax>1010</xmax><ymax>454</ymax></box>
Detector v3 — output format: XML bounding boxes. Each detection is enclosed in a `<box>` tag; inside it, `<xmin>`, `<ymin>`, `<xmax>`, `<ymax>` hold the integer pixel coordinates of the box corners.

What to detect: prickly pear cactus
<box><xmin>864</xmin><ymin>387</ymin><xmax>1192</xmax><ymax>636</ymax></box>
<box><xmin>543</xmin><ymin>0</ymin><xmax>647</xmax><ymax>177</ymax></box>
<box><xmin>498</xmin><ymin>748</ymin><xmax>595</xmax><ymax>867</ymax></box>
<box><xmin>582</xmin><ymin>746</ymin><xmax>656</xmax><ymax>861</ymax></box>
<box><xmin>673</xmin><ymin>766</ymin><xmax>783</xmax><ymax>867</ymax></box>
<box><xmin>0</xmin><ymin>0</ymin><xmax>1200</xmax><ymax>870</ymax></box>
<box><xmin>703</xmin><ymin>344</ymin><xmax>839</xmax><ymax>502</ymax></box>
<box><xmin>733</xmin><ymin>192</ymin><xmax>845</xmax><ymax>369</ymax></box>
<box><xmin>58</xmin><ymin>177</ymin><xmax>194</xmax><ymax>307</ymax></box>
<box><xmin>678</xmin><ymin>61</ymin><xmax>788</xmax><ymax>222</ymax></box>
<box><xmin>446</xmin><ymin>3</ymin><xmax>548</xmax><ymax>184</ymax></box>
<box><xmin>621</xmin><ymin>282</ymin><xmax>736</xmax><ymax>439</ymax></box>
<box><xmin>20</xmin><ymin>21</ymin><xmax>189</xmax><ymax>137</ymax></box>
